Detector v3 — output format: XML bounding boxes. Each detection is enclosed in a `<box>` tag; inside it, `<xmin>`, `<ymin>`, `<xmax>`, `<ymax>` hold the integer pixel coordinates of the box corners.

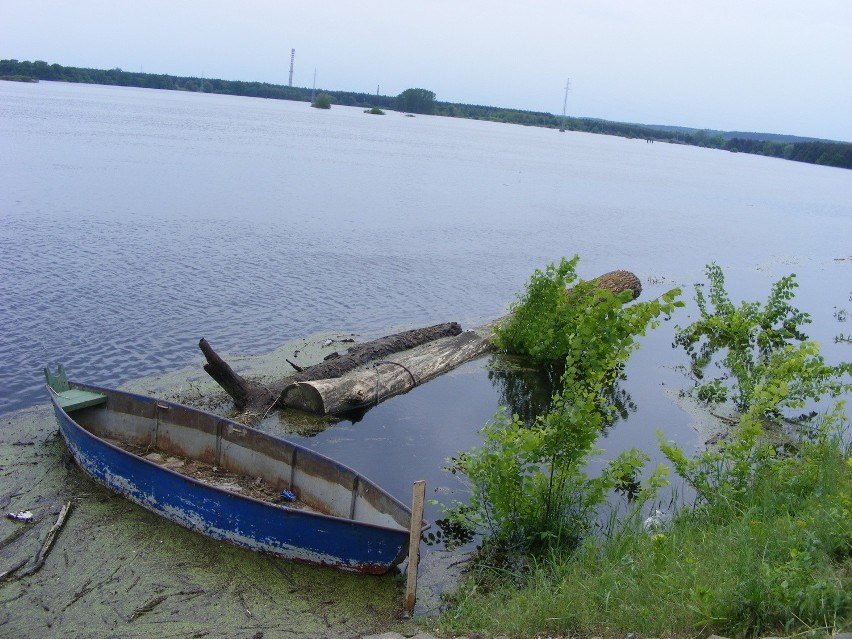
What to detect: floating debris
<box><xmin>642</xmin><ymin>509</ymin><xmax>666</xmax><ymax>532</ymax></box>
<box><xmin>6</xmin><ymin>511</ymin><xmax>33</xmax><ymax>522</ymax></box>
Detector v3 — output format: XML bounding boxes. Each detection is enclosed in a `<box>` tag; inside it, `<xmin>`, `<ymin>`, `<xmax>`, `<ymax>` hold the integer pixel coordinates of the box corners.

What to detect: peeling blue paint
<box><xmin>50</xmin><ymin>386</ymin><xmax>415</xmax><ymax>574</ymax></box>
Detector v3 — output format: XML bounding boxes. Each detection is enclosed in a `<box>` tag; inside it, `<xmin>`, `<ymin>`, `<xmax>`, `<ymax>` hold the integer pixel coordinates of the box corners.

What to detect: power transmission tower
<box><xmin>560</xmin><ymin>79</ymin><xmax>570</xmax><ymax>132</ymax></box>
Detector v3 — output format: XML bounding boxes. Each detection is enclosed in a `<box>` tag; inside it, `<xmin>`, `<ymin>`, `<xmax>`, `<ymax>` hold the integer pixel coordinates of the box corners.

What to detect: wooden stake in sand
<box><xmin>404</xmin><ymin>480</ymin><xmax>426</xmax><ymax>615</ymax></box>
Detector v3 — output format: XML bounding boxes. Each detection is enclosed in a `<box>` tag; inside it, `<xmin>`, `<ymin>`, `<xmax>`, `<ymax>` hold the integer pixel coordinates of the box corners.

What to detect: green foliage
<box><xmin>0</xmin><ymin>74</ymin><xmax>37</xmax><ymax>82</ymax></box>
<box><xmin>394</xmin><ymin>87</ymin><xmax>436</xmax><ymax>114</ymax></box>
<box><xmin>676</xmin><ymin>263</ymin><xmax>815</xmax><ymax>410</ymax></box>
<box><xmin>494</xmin><ymin>256</ymin><xmax>681</xmax><ymax>380</ymax></box>
<box><xmin>449</xmin><ymin>401</ymin><xmax>622</xmax><ymax>552</ymax></box>
<box><xmin>668</xmin><ymin>265</ymin><xmax>851</xmax><ymax>503</ymax></box>
<box><xmin>442</xmin><ymin>257</ymin><xmax>680</xmax><ymax>553</ymax></box>
<box><xmin>661</xmin><ymin>343</ymin><xmax>852</xmax><ymax>506</ymax></box>
<box><xmin>440</xmin><ymin>265</ymin><xmax>851</xmax><ymax>637</ymax></box>
<box><xmin>311</xmin><ymin>92</ymin><xmax>332</xmax><ymax>109</ymax></box>
<box><xmin>364</xmin><ymin>106</ymin><xmax>385</xmax><ymax>115</ymax></box>
<box><xmin>441</xmin><ymin>407</ymin><xmax>852</xmax><ymax>638</ymax></box>
<box><xmin>0</xmin><ymin>59</ymin><xmax>396</xmax><ymax>109</ymax></box>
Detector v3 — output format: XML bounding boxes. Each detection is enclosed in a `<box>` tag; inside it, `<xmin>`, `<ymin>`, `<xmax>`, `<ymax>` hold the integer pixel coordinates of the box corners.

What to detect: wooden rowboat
<box><xmin>45</xmin><ymin>365</ymin><xmax>423</xmax><ymax>574</ymax></box>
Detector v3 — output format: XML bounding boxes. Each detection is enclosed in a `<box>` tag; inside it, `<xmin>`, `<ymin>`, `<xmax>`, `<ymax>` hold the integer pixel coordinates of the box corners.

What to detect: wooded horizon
<box><xmin>3</xmin><ymin>58</ymin><xmax>850</xmax><ymax>169</ymax></box>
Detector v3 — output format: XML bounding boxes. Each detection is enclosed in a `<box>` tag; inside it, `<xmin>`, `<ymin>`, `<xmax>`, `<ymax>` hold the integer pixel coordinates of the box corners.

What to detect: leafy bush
<box><xmin>439</xmin><ymin>262</ymin><xmax>851</xmax><ymax>637</ymax></box>
<box><xmin>311</xmin><ymin>92</ymin><xmax>332</xmax><ymax>109</ymax></box>
<box><xmin>441</xmin><ymin>257</ymin><xmax>679</xmax><ymax>553</ymax></box>
<box><xmin>668</xmin><ymin>265</ymin><xmax>851</xmax><ymax>514</ymax></box>
<box><xmin>440</xmin><ymin>412</ymin><xmax>851</xmax><ymax>637</ymax></box>
<box><xmin>673</xmin><ymin>263</ymin><xmax>834</xmax><ymax>411</ymax></box>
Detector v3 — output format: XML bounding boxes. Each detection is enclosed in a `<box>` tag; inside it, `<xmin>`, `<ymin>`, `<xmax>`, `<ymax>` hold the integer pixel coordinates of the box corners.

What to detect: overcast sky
<box><xmin>3</xmin><ymin>0</ymin><xmax>851</xmax><ymax>141</ymax></box>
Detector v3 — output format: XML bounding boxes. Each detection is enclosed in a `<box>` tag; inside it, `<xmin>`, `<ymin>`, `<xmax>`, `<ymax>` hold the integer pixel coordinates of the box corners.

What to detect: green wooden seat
<box><xmin>44</xmin><ymin>364</ymin><xmax>107</xmax><ymax>411</ymax></box>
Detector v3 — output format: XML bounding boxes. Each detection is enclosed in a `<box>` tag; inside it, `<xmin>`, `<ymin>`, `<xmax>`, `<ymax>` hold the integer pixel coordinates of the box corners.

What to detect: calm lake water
<box><xmin>1</xmin><ymin>81</ymin><xmax>850</xmax><ymax>545</ymax></box>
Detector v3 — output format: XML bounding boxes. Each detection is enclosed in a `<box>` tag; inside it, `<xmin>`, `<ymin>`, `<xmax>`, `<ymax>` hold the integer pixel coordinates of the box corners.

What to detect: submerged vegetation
<box><xmin>2</xmin><ymin>59</ymin><xmax>849</xmax><ymax>169</ymax></box>
<box><xmin>437</xmin><ymin>259</ymin><xmax>851</xmax><ymax>638</ymax></box>
<box><xmin>440</xmin><ymin>257</ymin><xmax>681</xmax><ymax>555</ymax></box>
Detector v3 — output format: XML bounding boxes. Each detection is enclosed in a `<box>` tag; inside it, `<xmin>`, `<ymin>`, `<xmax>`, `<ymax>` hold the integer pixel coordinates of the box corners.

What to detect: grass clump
<box><xmin>439</xmin><ymin>408</ymin><xmax>851</xmax><ymax>638</ymax></box>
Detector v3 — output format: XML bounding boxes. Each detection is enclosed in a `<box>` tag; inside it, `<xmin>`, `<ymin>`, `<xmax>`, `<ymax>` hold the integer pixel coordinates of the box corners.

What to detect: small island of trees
<box><xmin>310</xmin><ymin>92</ymin><xmax>332</xmax><ymax>109</ymax></box>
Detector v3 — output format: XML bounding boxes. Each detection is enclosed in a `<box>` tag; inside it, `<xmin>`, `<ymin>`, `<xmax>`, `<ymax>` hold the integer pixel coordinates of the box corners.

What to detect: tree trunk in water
<box><xmin>200</xmin><ymin>269</ymin><xmax>641</xmax><ymax>415</ymax></box>
<box><xmin>199</xmin><ymin>337</ymin><xmax>277</xmax><ymax>412</ymax></box>
<box><xmin>199</xmin><ymin>322</ymin><xmax>462</xmax><ymax>411</ymax></box>
<box><xmin>280</xmin><ymin>320</ymin><xmax>499</xmax><ymax>415</ymax></box>
<box><xmin>583</xmin><ymin>270</ymin><xmax>641</xmax><ymax>300</ymax></box>
<box><xmin>280</xmin><ymin>269</ymin><xmax>642</xmax><ymax>415</ymax></box>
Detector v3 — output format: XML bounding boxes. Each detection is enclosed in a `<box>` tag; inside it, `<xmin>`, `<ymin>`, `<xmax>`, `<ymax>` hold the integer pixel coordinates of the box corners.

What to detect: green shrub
<box><xmin>440</xmin><ymin>257</ymin><xmax>679</xmax><ymax>553</ymax></box>
<box><xmin>441</xmin><ymin>407</ymin><xmax>852</xmax><ymax>638</ymax></box>
<box><xmin>439</xmin><ymin>262</ymin><xmax>851</xmax><ymax>637</ymax></box>
<box><xmin>672</xmin><ymin>263</ymin><xmax>846</xmax><ymax>411</ymax></box>
<box><xmin>311</xmin><ymin>92</ymin><xmax>332</xmax><ymax>109</ymax></box>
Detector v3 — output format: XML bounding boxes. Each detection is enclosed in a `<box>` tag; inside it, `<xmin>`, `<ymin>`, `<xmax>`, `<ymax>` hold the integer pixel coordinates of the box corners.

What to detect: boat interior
<box><xmin>45</xmin><ymin>367</ymin><xmax>410</xmax><ymax>531</ymax></box>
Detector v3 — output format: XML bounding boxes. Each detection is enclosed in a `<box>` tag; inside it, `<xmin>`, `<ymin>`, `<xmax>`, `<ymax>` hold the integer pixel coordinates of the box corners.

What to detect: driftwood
<box><xmin>1</xmin><ymin>501</ymin><xmax>72</xmax><ymax>583</ymax></box>
<box><xmin>199</xmin><ymin>338</ymin><xmax>275</xmax><ymax>411</ymax></box>
<box><xmin>200</xmin><ymin>322</ymin><xmax>462</xmax><ymax>411</ymax></box>
<box><xmin>201</xmin><ymin>270</ymin><xmax>641</xmax><ymax>416</ymax></box>
<box><xmin>281</xmin><ymin>320</ymin><xmax>499</xmax><ymax>414</ymax></box>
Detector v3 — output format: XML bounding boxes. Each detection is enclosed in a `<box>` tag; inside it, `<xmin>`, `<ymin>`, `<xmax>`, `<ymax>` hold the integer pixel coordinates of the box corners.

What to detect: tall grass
<box><xmin>438</xmin><ymin>416</ymin><xmax>851</xmax><ymax>638</ymax></box>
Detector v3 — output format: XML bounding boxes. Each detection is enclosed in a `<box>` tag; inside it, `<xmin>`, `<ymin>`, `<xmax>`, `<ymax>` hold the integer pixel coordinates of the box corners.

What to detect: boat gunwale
<box><xmin>51</xmin><ymin>382</ymin><xmax>427</xmax><ymax>535</ymax></box>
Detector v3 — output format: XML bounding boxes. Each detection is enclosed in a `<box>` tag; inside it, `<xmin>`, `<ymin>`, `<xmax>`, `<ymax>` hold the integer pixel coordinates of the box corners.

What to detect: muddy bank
<box><xmin>0</xmin><ymin>336</ymin><xmax>432</xmax><ymax>639</ymax></box>
<box><xmin>662</xmin><ymin>386</ymin><xmax>734</xmax><ymax>446</ymax></box>
<box><xmin>0</xmin><ymin>331</ymin><xmax>732</xmax><ymax>638</ymax></box>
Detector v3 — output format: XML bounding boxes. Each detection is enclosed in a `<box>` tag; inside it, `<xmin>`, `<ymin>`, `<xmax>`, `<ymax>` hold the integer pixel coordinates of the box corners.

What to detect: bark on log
<box><xmin>280</xmin><ymin>321</ymin><xmax>499</xmax><ymax>415</ymax></box>
<box><xmin>200</xmin><ymin>338</ymin><xmax>277</xmax><ymax>411</ymax></box>
<box><xmin>284</xmin><ymin>322</ymin><xmax>462</xmax><ymax>383</ymax></box>
<box><xmin>586</xmin><ymin>270</ymin><xmax>641</xmax><ymax>300</ymax></box>
<box><xmin>200</xmin><ymin>322</ymin><xmax>462</xmax><ymax>411</ymax></box>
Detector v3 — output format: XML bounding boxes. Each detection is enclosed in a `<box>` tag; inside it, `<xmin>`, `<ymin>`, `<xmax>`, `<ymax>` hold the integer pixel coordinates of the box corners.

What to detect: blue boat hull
<box><xmin>49</xmin><ymin>385</ymin><xmax>414</xmax><ymax>574</ymax></box>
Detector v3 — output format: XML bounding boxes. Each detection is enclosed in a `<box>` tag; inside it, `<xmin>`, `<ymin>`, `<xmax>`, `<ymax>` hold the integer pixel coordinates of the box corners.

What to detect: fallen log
<box><xmin>199</xmin><ymin>338</ymin><xmax>275</xmax><ymax>411</ymax></box>
<box><xmin>280</xmin><ymin>321</ymin><xmax>499</xmax><ymax>414</ymax></box>
<box><xmin>200</xmin><ymin>322</ymin><xmax>462</xmax><ymax>411</ymax></box>
<box><xmin>201</xmin><ymin>269</ymin><xmax>641</xmax><ymax>416</ymax></box>
<box><xmin>585</xmin><ymin>270</ymin><xmax>641</xmax><ymax>300</ymax></box>
<box><xmin>279</xmin><ymin>269</ymin><xmax>642</xmax><ymax>415</ymax></box>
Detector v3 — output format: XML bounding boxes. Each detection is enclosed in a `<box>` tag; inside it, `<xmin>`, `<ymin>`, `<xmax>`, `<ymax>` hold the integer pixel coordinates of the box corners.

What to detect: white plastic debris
<box><xmin>642</xmin><ymin>509</ymin><xmax>666</xmax><ymax>532</ymax></box>
<box><xmin>6</xmin><ymin>511</ymin><xmax>34</xmax><ymax>522</ymax></box>
<box><xmin>322</xmin><ymin>339</ymin><xmax>333</xmax><ymax>347</ymax></box>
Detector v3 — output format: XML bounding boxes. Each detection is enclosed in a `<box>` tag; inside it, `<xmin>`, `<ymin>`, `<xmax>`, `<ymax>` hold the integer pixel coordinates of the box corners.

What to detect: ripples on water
<box><xmin>1</xmin><ymin>81</ymin><xmax>850</xmax><ymax>419</ymax></box>
<box><xmin>2</xmin><ymin>82</ymin><xmax>851</xmax><ymax>596</ymax></box>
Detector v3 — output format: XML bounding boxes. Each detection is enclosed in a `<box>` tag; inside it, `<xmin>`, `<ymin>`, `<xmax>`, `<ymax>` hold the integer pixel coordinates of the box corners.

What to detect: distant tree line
<box><xmin>0</xmin><ymin>59</ymin><xmax>396</xmax><ymax>109</ymax></box>
<box><xmin>434</xmin><ymin>102</ymin><xmax>852</xmax><ymax>169</ymax></box>
<box><xmin>2</xmin><ymin>59</ymin><xmax>849</xmax><ymax>169</ymax></box>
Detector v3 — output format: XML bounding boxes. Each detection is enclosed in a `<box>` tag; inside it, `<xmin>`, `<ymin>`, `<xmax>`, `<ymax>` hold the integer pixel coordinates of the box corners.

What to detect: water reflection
<box><xmin>486</xmin><ymin>355</ymin><xmax>638</xmax><ymax>433</ymax></box>
<box><xmin>600</xmin><ymin>374</ymin><xmax>638</xmax><ymax>431</ymax></box>
<box><xmin>486</xmin><ymin>355</ymin><xmax>561</xmax><ymax>425</ymax></box>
